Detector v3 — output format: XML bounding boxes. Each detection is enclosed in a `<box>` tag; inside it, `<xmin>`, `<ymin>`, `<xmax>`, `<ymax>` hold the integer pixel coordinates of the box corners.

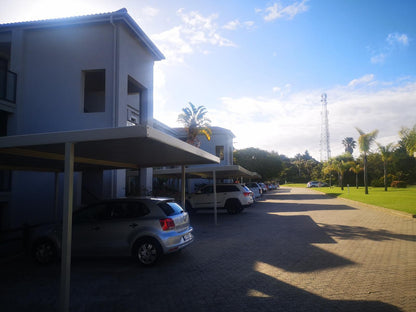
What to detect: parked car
<box><xmin>186</xmin><ymin>183</ymin><xmax>254</xmax><ymax>214</ymax></box>
<box><xmin>258</xmin><ymin>182</ymin><xmax>268</xmax><ymax>193</ymax></box>
<box><xmin>245</xmin><ymin>182</ymin><xmax>262</xmax><ymax>199</ymax></box>
<box><xmin>306</xmin><ymin>181</ymin><xmax>328</xmax><ymax>188</ymax></box>
<box><xmin>30</xmin><ymin>197</ymin><xmax>193</xmax><ymax>266</ymax></box>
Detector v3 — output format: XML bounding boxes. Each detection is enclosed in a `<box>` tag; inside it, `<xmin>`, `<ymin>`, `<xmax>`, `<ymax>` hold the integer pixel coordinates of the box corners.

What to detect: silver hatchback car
<box><xmin>31</xmin><ymin>198</ymin><xmax>193</xmax><ymax>266</ymax></box>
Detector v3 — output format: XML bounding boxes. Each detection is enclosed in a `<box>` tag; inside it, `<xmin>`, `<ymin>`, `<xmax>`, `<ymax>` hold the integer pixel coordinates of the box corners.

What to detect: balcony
<box><xmin>0</xmin><ymin>69</ymin><xmax>17</xmax><ymax>112</ymax></box>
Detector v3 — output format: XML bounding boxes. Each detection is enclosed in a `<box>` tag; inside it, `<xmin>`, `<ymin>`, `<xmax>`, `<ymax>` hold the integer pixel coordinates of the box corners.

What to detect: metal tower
<box><xmin>320</xmin><ymin>93</ymin><xmax>331</xmax><ymax>162</ymax></box>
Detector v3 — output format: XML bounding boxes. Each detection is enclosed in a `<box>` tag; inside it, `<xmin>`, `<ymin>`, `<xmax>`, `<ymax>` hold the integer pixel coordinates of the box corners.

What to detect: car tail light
<box><xmin>160</xmin><ymin>218</ymin><xmax>175</xmax><ymax>231</ymax></box>
<box><xmin>243</xmin><ymin>192</ymin><xmax>251</xmax><ymax>197</ymax></box>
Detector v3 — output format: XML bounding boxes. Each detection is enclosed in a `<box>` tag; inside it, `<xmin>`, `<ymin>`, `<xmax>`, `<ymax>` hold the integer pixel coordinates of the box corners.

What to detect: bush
<box><xmin>391</xmin><ymin>181</ymin><xmax>407</xmax><ymax>188</ymax></box>
<box><xmin>371</xmin><ymin>177</ymin><xmax>384</xmax><ymax>187</ymax></box>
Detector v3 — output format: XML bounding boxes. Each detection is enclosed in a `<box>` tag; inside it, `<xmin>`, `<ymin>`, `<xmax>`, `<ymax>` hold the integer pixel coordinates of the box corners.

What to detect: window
<box><xmin>127</xmin><ymin>76</ymin><xmax>144</xmax><ymax>125</ymax></box>
<box><xmin>83</xmin><ymin>70</ymin><xmax>105</xmax><ymax>113</ymax></box>
<box><xmin>216</xmin><ymin>146</ymin><xmax>224</xmax><ymax>160</ymax></box>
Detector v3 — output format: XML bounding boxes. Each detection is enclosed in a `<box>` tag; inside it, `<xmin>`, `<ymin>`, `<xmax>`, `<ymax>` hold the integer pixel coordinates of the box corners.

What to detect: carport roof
<box><xmin>0</xmin><ymin>125</ymin><xmax>220</xmax><ymax>171</ymax></box>
<box><xmin>154</xmin><ymin>165</ymin><xmax>261</xmax><ymax>180</ymax></box>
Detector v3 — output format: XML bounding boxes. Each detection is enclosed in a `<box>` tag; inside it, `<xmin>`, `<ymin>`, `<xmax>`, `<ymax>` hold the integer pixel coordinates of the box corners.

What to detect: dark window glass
<box><xmin>84</xmin><ymin>69</ymin><xmax>105</xmax><ymax>113</ymax></box>
<box><xmin>158</xmin><ymin>201</ymin><xmax>184</xmax><ymax>216</ymax></box>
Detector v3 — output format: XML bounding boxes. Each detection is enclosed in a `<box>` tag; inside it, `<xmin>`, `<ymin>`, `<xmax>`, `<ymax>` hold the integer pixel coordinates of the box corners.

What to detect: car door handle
<box><xmin>129</xmin><ymin>223</ymin><xmax>138</xmax><ymax>228</ymax></box>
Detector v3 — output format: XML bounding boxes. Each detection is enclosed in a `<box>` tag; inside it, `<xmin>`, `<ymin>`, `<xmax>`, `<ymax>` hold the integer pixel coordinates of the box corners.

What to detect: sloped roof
<box><xmin>0</xmin><ymin>8</ymin><xmax>165</xmax><ymax>61</ymax></box>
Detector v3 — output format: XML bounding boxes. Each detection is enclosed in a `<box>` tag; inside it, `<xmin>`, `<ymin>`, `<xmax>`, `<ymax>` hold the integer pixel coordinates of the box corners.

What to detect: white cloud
<box><xmin>261</xmin><ymin>0</ymin><xmax>309</xmax><ymax>22</ymax></box>
<box><xmin>142</xmin><ymin>6</ymin><xmax>159</xmax><ymax>17</ymax></box>
<box><xmin>371</xmin><ymin>53</ymin><xmax>387</xmax><ymax>64</ymax></box>
<box><xmin>209</xmin><ymin>78</ymin><xmax>416</xmax><ymax>160</ymax></box>
<box><xmin>370</xmin><ymin>32</ymin><xmax>410</xmax><ymax>64</ymax></box>
<box><xmin>223</xmin><ymin>19</ymin><xmax>255</xmax><ymax>30</ymax></box>
<box><xmin>348</xmin><ymin>74</ymin><xmax>375</xmax><ymax>88</ymax></box>
<box><xmin>152</xmin><ymin>9</ymin><xmax>235</xmax><ymax>64</ymax></box>
<box><xmin>387</xmin><ymin>33</ymin><xmax>409</xmax><ymax>47</ymax></box>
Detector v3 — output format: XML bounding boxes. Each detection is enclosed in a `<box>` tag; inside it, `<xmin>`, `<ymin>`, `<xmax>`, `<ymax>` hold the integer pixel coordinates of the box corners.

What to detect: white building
<box><xmin>0</xmin><ymin>9</ymin><xmax>165</xmax><ymax>229</ymax></box>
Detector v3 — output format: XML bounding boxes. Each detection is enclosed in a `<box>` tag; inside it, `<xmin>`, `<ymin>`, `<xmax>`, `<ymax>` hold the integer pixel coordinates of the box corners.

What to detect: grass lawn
<box><xmin>283</xmin><ymin>183</ymin><xmax>416</xmax><ymax>216</ymax></box>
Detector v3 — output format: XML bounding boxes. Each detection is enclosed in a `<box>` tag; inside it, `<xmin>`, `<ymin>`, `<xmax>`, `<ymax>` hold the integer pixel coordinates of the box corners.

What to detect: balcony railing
<box><xmin>0</xmin><ymin>69</ymin><xmax>17</xmax><ymax>103</ymax></box>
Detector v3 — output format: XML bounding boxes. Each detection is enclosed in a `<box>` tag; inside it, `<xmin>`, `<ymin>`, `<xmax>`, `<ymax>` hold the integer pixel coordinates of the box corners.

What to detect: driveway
<box><xmin>1</xmin><ymin>187</ymin><xmax>415</xmax><ymax>312</ymax></box>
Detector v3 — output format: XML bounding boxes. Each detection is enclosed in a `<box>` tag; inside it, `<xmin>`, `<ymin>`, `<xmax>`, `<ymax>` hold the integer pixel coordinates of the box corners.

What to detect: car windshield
<box><xmin>158</xmin><ymin>201</ymin><xmax>184</xmax><ymax>216</ymax></box>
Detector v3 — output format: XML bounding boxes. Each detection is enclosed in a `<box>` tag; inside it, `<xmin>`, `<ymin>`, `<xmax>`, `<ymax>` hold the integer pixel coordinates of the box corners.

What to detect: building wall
<box><xmin>8</xmin><ymin>24</ymin><xmax>115</xmax><ymax>135</ymax></box>
<box><xmin>2</xmin><ymin>21</ymin><xmax>158</xmax><ymax>228</ymax></box>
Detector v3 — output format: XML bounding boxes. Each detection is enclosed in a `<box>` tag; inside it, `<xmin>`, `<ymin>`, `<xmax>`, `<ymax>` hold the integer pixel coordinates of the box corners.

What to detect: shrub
<box><xmin>371</xmin><ymin>177</ymin><xmax>384</xmax><ymax>187</ymax></box>
<box><xmin>391</xmin><ymin>181</ymin><xmax>407</xmax><ymax>188</ymax></box>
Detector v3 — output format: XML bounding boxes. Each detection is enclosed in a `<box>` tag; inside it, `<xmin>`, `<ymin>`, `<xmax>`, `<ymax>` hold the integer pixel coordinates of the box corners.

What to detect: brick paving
<box><xmin>0</xmin><ymin>187</ymin><xmax>415</xmax><ymax>312</ymax></box>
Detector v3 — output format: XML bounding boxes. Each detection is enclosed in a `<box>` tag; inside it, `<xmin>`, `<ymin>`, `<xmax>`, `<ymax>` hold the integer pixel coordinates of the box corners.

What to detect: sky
<box><xmin>1</xmin><ymin>0</ymin><xmax>416</xmax><ymax>160</ymax></box>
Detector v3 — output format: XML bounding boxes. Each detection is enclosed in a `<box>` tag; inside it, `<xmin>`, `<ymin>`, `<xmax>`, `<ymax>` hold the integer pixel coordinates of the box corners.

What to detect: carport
<box><xmin>0</xmin><ymin>125</ymin><xmax>219</xmax><ymax>312</ymax></box>
<box><xmin>154</xmin><ymin>165</ymin><xmax>261</xmax><ymax>225</ymax></box>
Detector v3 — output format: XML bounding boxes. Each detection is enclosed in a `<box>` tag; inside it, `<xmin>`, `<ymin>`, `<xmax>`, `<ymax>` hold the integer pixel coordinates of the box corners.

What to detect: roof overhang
<box><xmin>154</xmin><ymin>165</ymin><xmax>261</xmax><ymax>180</ymax></box>
<box><xmin>0</xmin><ymin>125</ymin><xmax>220</xmax><ymax>172</ymax></box>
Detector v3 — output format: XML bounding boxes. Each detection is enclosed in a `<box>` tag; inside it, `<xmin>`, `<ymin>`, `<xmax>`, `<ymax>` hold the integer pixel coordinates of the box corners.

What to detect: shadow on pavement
<box><xmin>317</xmin><ymin>223</ymin><xmax>416</xmax><ymax>242</ymax></box>
<box><xmin>0</xmin><ymin>190</ymin><xmax>405</xmax><ymax>312</ymax></box>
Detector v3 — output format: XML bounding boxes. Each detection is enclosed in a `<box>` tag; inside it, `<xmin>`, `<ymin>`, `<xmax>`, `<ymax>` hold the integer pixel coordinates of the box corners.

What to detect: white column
<box><xmin>181</xmin><ymin>165</ymin><xmax>186</xmax><ymax>209</ymax></box>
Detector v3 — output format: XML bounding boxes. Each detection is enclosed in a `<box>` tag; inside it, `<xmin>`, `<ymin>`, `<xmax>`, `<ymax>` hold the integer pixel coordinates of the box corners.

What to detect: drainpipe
<box><xmin>110</xmin><ymin>14</ymin><xmax>119</xmax><ymax>197</ymax></box>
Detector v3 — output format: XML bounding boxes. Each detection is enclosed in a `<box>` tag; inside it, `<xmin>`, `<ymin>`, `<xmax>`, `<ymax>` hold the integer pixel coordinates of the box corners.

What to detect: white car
<box><xmin>186</xmin><ymin>183</ymin><xmax>254</xmax><ymax>214</ymax></box>
<box><xmin>244</xmin><ymin>182</ymin><xmax>262</xmax><ymax>199</ymax></box>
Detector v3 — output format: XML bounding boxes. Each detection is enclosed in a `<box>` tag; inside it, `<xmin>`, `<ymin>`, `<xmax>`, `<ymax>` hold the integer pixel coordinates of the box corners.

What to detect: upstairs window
<box><xmin>83</xmin><ymin>69</ymin><xmax>105</xmax><ymax>113</ymax></box>
<box><xmin>216</xmin><ymin>146</ymin><xmax>224</xmax><ymax>160</ymax></box>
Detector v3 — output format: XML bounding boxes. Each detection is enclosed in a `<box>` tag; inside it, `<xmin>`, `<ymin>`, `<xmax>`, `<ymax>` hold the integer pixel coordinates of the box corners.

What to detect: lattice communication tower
<box><xmin>320</xmin><ymin>93</ymin><xmax>331</xmax><ymax>162</ymax></box>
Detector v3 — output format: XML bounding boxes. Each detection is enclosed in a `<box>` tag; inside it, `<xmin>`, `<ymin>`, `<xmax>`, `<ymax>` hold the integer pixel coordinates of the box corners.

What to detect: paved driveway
<box><xmin>1</xmin><ymin>187</ymin><xmax>415</xmax><ymax>312</ymax></box>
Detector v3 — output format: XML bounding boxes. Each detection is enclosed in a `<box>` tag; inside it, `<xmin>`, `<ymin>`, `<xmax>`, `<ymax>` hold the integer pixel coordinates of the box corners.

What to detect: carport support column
<box><xmin>213</xmin><ymin>170</ymin><xmax>217</xmax><ymax>225</ymax></box>
<box><xmin>181</xmin><ymin>165</ymin><xmax>186</xmax><ymax>209</ymax></box>
<box><xmin>59</xmin><ymin>142</ymin><xmax>74</xmax><ymax>312</ymax></box>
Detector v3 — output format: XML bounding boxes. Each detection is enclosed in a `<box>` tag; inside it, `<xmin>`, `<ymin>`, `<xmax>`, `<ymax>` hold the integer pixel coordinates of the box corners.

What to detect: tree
<box><xmin>399</xmin><ymin>124</ymin><xmax>416</xmax><ymax>157</ymax></box>
<box><xmin>377</xmin><ymin>143</ymin><xmax>395</xmax><ymax>191</ymax></box>
<box><xmin>342</xmin><ymin>137</ymin><xmax>356</xmax><ymax>155</ymax></box>
<box><xmin>177</xmin><ymin>102</ymin><xmax>212</xmax><ymax>147</ymax></box>
<box><xmin>349</xmin><ymin>163</ymin><xmax>363</xmax><ymax>189</ymax></box>
<box><xmin>356</xmin><ymin>128</ymin><xmax>379</xmax><ymax>194</ymax></box>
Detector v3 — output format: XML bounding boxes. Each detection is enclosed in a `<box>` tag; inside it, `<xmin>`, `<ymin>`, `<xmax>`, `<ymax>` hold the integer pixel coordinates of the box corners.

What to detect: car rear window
<box><xmin>157</xmin><ymin>201</ymin><xmax>184</xmax><ymax>216</ymax></box>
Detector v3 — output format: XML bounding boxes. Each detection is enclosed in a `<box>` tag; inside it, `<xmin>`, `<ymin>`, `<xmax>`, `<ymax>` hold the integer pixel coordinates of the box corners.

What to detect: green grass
<box><xmin>282</xmin><ymin>184</ymin><xmax>416</xmax><ymax>216</ymax></box>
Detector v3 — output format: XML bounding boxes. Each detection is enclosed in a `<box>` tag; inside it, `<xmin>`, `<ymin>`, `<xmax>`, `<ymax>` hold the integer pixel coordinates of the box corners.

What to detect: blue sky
<box><xmin>1</xmin><ymin>0</ymin><xmax>416</xmax><ymax>159</ymax></box>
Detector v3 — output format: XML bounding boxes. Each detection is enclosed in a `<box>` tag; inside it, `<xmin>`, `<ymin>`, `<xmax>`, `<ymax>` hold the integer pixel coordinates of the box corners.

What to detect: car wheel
<box><xmin>133</xmin><ymin>238</ymin><xmax>162</xmax><ymax>266</ymax></box>
<box><xmin>32</xmin><ymin>239</ymin><xmax>57</xmax><ymax>265</ymax></box>
<box><xmin>226</xmin><ymin>199</ymin><xmax>241</xmax><ymax>215</ymax></box>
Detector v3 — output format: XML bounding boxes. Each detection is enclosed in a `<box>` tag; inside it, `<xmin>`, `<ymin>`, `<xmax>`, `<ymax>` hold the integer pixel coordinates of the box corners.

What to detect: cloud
<box><xmin>223</xmin><ymin>19</ymin><xmax>255</xmax><ymax>30</ymax></box>
<box><xmin>141</xmin><ymin>6</ymin><xmax>159</xmax><ymax>17</ymax></box>
<box><xmin>370</xmin><ymin>32</ymin><xmax>410</xmax><ymax>64</ymax></box>
<box><xmin>259</xmin><ymin>0</ymin><xmax>309</xmax><ymax>22</ymax></box>
<box><xmin>387</xmin><ymin>33</ymin><xmax>409</xmax><ymax>47</ymax></box>
<box><xmin>152</xmin><ymin>9</ymin><xmax>235</xmax><ymax>64</ymax></box>
<box><xmin>348</xmin><ymin>74</ymin><xmax>375</xmax><ymax>88</ymax></box>
<box><xmin>209</xmin><ymin>78</ymin><xmax>416</xmax><ymax>159</ymax></box>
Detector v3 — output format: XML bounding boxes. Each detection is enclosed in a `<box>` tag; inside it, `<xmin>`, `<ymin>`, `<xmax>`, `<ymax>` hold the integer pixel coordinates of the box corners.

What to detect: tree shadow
<box><xmin>317</xmin><ymin>223</ymin><xmax>416</xmax><ymax>242</ymax></box>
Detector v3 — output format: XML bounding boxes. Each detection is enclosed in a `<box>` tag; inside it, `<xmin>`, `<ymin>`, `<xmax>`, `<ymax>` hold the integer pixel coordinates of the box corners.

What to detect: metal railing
<box><xmin>0</xmin><ymin>69</ymin><xmax>17</xmax><ymax>103</ymax></box>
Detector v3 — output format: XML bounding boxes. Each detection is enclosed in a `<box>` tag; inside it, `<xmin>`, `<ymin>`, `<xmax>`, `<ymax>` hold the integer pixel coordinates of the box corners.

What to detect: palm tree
<box><xmin>322</xmin><ymin>159</ymin><xmax>336</xmax><ymax>187</ymax></box>
<box><xmin>377</xmin><ymin>142</ymin><xmax>395</xmax><ymax>191</ymax></box>
<box><xmin>177</xmin><ymin>102</ymin><xmax>212</xmax><ymax>147</ymax></box>
<box><xmin>342</xmin><ymin>137</ymin><xmax>356</xmax><ymax>155</ymax></box>
<box><xmin>356</xmin><ymin>127</ymin><xmax>379</xmax><ymax>194</ymax></box>
<box><xmin>399</xmin><ymin>125</ymin><xmax>416</xmax><ymax>157</ymax></box>
<box><xmin>349</xmin><ymin>163</ymin><xmax>363</xmax><ymax>189</ymax></box>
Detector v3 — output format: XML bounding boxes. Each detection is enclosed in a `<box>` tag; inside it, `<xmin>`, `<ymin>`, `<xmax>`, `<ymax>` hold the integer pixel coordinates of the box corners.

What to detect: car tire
<box><xmin>32</xmin><ymin>238</ymin><xmax>57</xmax><ymax>265</ymax></box>
<box><xmin>133</xmin><ymin>238</ymin><xmax>162</xmax><ymax>266</ymax></box>
<box><xmin>225</xmin><ymin>199</ymin><xmax>241</xmax><ymax>215</ymax></box>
